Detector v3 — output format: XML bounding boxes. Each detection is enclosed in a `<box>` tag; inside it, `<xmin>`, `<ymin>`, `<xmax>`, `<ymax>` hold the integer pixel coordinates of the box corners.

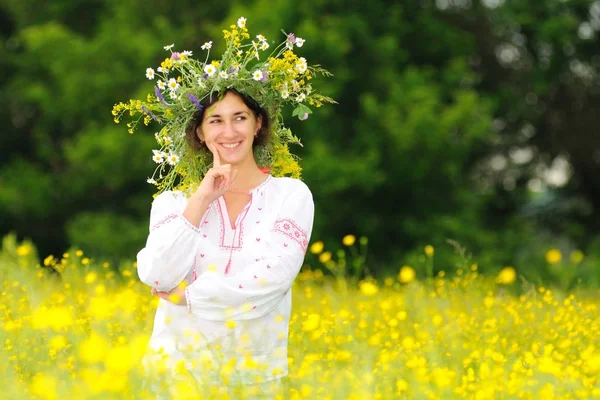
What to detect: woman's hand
<box><xmin>152</xmin><ymin>285</ymin><xmax>187</xmax><ymax>305</ymax></box>
<box><xmin>191</xmin><ymin>142</ymin><xmax>238</xmax><ymax>204</ymax></box>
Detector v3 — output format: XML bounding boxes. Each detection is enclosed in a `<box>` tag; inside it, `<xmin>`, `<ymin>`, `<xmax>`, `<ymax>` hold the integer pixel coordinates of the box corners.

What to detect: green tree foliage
<box><xmin>1</xmin><ymin>0</ymin><xmax>598</xmax><ymax>276</ymax></box>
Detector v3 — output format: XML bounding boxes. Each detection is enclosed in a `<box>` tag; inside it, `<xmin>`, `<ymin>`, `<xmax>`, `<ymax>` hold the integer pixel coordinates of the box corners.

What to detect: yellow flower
<box><xmin>496</xmin><ymin>266</ymin><xmax>517</xmax><ymax>284</ymax></box>
<box><xmin>545</xmin><ymin>249</ymin><xmax>562</xmax><ymax>264</ymax></box>
<box><xmin>30</xmin><ymin>373</ymin><xmax>57</xmax><ymax>400</ymax></box>
<box><xmin>79</xmin><ymin>333</ymin><xmax>108</xmax><ymax>363</ymax></box>
<box><xmin>398</xmin><ymin>265</ymin><xmax>416</xmax><ymax>284</ymax></box>
<box><xmin>301</xmin><ymin>314</ymin><xmax>320</xmax><ymax>332</ymax></box>
<box><xmin>16</xmin><ymin>243</ymin><xmax>32</xmax><ymax>256</ymax></box>
<box><xmin>359</xmin><ymin>281</ymin><xmax>379</xmax><ymax>296</ymax></box>
<box><xmin>424</xmin><ymin>245</ymin><xmax>434</xmax><ymax>257</ymax></box>
<box><xmin>49</xmin><ymin>335</ymin><xmax>68</xmax><ymax>351</ymax></box>
<box><xmin>310</xmin><ymin>241</ymin><xmax>324</xmax><ymax>254</ymax></box>
<box><xmin>342</xmin><ymin>235</ymin><xmax>356</xmax><ymax>246</ymax></box>
<box><xmin>319</xmin><ymin>251</ymin><xmax>332</xmax><ymax>263</ymax></box>
<box><xmin>570</xmin><ymin>250</ymin><xmax>584</xmax><ymax>264</ymax></box>
<box><xmin>75</xmin><ymin>250</ymin><xmax>83</xmax><ymax>257</ymax></box>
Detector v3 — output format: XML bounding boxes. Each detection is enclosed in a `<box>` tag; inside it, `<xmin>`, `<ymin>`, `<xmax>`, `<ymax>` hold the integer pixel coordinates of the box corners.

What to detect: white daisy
<box><xmin>152</xmin><ymin>153</ymin><xmax>164</xmax><ymax>164</ymax></box>
<box><xmin>256</xmin><ymin>34</ymin><xmax>266</xmax><ymax>41</ymax></box>
<box><xmin>181</xmin><ymin>50</ymin><xmax>193</xmax><ymax>57</ymax></box>
<box><xmin>147</xmin><ymin>178</ymin><xmax>157</xmax><ymax>184</ymax></box>
<box><xmin>260</xmin><ymin>42</ymin><xmax>269</xmax><ymax>51</ymax></box>
<box><xmin>296</xmin><ymin>62</ymin><xmax>307</xmax><ymax>74</ymax></box>
<box><xmin>204</xmin><ymin>64</ymin><xmax>216</xmax><ymax>77</ymax></box>
<box><xmin>219</xmin><ymin>71</ymin><xmax>229</xmax><ymax>79</ymax></box>
<box><xmin>169</xmin><ymin>91</ymin><xmax>177</xmax><ymax>99</ymax></box>
<box><xmin>252</xmin><ymin>70</ymin><xmax>263</xmax><ymax>81</ymax></box>
<box><xmin>164</xmin><ymin>43</ymin><xmax>175</xmax><ymax>51</ymax></box>
<box><xmin>296</xmin><ymin>93</ymin><xmax>306</xmax><ymax>102</ymax></box>
<box><xmin>163</xmin><ymin>136</ymin><xmax>172</xmax><ymax>146</ymax></box>
<box><xmin>167</xmin><ymin>153</ymin><xmax>180</xmax><ymax>166</ymax></box>
<box><xmin>168</xmin><ymin>78</ymin><xmax>179</xmax><ymax>91</ymax></box>
<box><xmin>286</xmin><ymin>41</ymin><xmax>294</xmax><ymax>50</ymax></box>
<box><xmin>237</xmin><ymin>17</ymin><xmax>247</xmax><ymax>28</ymax></box>
<box><xmin>281</xmin><ymin>89</ymin><xmax>289</xmax><ymax>99</ymax></box>
<box><xmin>157</xmin><ymin>66</ymin><xmax>169</xmax><ymax>74</ymax></box>
<box><xmin>201</xmin><ymin>41</ymin><xmax>213</xmax><ymax>50</ymax></box>
<box><xmin>146</xmin><ymin>68</ymin><xmax>155</xmax><ymax>80</ymax></box>
<box><xmin>157</xmin><ymin>80</ymin><xmax>166</xmax><ymax>90</ymax></box>
<box><xmin>296</xmin><ymin>38</ymin><xmax>305</xmax><ymax>47</ymax></box>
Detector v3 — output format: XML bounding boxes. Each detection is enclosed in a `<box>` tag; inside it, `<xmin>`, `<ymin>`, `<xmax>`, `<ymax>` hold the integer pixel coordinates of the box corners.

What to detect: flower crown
<box><xmin>111</xmin><ymin>16</ymin><xmax>336</xmax><ymax>195</ymax></box>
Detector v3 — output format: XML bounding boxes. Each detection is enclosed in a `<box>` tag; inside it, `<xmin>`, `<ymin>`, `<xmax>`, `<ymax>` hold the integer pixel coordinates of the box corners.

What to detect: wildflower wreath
<box><xmin>112</xmin><ymin>16</ymin><xmax>336</xmax><ymax>195</ymax></box>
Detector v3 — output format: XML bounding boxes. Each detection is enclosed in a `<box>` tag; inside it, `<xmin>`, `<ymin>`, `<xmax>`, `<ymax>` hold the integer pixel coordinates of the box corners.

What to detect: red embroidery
<box><xmin>151</xmin><ymin>214</ymin><xmax>177</xmax><ymax>231</ymax></box>
<box><xmin>217</xmin><ymin>197</ymin><xmax>251</xmax><ymax>250</ymax></box>
<box><xmin>200</xmin><ymin>254</ymin><xmax>205</xmax><ymax>258</ymax></box>
<box><xmin>256</xmin><ymin>238</ymin><xmax>261</xmax><ymax>242</ymax></box>
<box><xmin>253</xmin><ymin>305</ymin><xmax>257</xmax><ymax>309</ymax></box>
<box><xmin>154</xmin><ymin>280</ymin><xmax>159</xmax><ymax>285</ymax></box>
<box><xmin>273</xmin><ymin>218</ymin><xmax>308</xmax><ymax>252</ymax></box>
<box><xmin>239</xmin><ymin>284</ymin><xmax>243</xmax><ymax>289</ymax></box>
<box><xmin>254</xmin><ymin>275</ymin><xmax>258</xmax><ymax>279</ymax></box>
<box><xmin>192</xmin><ymin>254</ymin><xmax>198</xmax><ymax>282</ymax></box>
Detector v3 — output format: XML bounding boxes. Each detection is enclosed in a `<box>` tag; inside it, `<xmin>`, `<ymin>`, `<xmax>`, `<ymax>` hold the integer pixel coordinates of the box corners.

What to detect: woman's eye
<box><xmin>209</xmin><ymin>119</ymin><xmax>221</xmax><ymax>124</ymax></box>
<box><xmin>236</xmin><ymin>116</ymin><xmax>247</xmax><ymax>121</ymax></box>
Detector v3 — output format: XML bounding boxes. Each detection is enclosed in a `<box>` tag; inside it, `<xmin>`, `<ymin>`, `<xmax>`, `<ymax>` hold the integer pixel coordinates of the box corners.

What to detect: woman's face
<box><xmin>197</xmin><ymin>91</ymin><xmax>262</xmax><ymax>166</ymax></box>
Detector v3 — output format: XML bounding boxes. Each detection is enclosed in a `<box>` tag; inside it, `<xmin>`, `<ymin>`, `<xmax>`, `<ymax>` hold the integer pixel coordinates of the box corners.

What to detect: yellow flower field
<box><xmin>1</xmin><ymin>235</ymin><xmax>599</xmax><ymax>399</ymax></box>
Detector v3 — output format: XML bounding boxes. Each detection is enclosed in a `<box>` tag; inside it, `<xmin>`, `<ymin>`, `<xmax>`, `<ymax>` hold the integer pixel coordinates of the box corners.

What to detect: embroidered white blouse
<box><xmin>137</xmin><ymin>175</ymin><xmax>314</xmax><ymax>384</ymax></box>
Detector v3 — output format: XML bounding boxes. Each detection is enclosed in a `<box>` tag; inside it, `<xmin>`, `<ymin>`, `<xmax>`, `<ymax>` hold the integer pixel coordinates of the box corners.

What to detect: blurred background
<box><xmin>1</xmin><ymin>0</ymin><xmax>599</xmax><ymax>284</ymax></box>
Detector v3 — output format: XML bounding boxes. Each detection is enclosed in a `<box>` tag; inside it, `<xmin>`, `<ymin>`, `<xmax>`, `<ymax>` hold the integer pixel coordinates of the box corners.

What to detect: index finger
<box><xmin>208</xmin><ymin>142</ymin><xmax>221</xmax><ymax>167</ymax></box>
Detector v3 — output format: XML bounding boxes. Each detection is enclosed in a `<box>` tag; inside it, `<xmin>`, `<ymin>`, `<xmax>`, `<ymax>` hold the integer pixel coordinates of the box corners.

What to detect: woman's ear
<box><xmin>196</xmin><ymin>125</ymin><xmax>205</xmax><ymax>143</ymax></box>
<box><xmin>255</xmin><ymin>115</ymin><xmax>263</xmax><ymax>136</ymax></box>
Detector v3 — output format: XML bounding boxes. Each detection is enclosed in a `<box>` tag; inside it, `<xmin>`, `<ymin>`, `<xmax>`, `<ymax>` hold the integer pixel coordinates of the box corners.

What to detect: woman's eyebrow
<box><xmin>207</xmin><ymin>110</ymin><xmax>250</xmax><ymax>118</ymax></box>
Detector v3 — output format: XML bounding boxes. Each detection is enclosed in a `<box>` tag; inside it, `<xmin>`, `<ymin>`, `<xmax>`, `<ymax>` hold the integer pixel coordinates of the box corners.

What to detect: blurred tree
<box><xmin>1</xmin><ymin>0</ymin><xmax>598</xmax><ymax>275</ymax></box>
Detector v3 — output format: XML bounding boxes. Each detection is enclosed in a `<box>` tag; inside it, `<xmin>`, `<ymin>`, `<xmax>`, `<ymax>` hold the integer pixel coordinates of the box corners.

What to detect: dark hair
<box><xmin>185</xmin><ymin>88</ymin><xmax>271</xmax><ymax>151</ymax></box>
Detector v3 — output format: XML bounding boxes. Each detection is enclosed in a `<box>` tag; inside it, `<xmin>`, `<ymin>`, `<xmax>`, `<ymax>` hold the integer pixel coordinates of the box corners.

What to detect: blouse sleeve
<box><xmin>136</xmin><ymin>191</ymin><xmax>203</xmax><ymax>292</ymax></box>
<box><xmin>185</xmin><ymin>181</ymin><xmax>314</xmax><ymax>321</ymax></box>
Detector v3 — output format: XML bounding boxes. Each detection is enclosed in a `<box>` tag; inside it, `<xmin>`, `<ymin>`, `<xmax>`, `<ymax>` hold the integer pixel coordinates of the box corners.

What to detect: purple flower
<box><xmin>261</xmin><ymin>71</ymin><xmax>269</xmax><ymax>83</ymax></box>
<box><xmin>171</xmin><ymin>52</ymin><xmax>180</xmax><ymax>60</ymax></box>
<box><xmin>188</xmin><ymin>93</ymin><xmax>204</xmax><ymax>111</ymax></box>
<box><xmin>154</xmin><ymin>86</ymin><xmax>169</xmax><ymax>106</ymax></box>
<box><xmin>288</xmin><ymin>33</ymin><xmax>296</xmax><ymax>44</ymax></box>
<box><xmin>299</xmin><ymin>113</ymin><xmax>309</xmax><ymax>121</ymax></box>
<box><xmin>141</xmin><ymin>106</ymin><xmax>159</xmax><ymax>121</ymax></box>
<box><xmin>228</xmin><ymin>66</ymin><xmax>237</xmax><ymax>74</ymax></box>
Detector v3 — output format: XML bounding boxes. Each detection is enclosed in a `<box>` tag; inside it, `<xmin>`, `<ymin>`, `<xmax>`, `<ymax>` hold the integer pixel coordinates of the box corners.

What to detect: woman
<box><xmin>112</xmin><ymin>17</ymin><xmax>334</xmax><ymax>397</ymax></box>
<box><xmin>137</xmin><ymin>88</ymin><xmax>313</xmax><ymax>396</ymax></box>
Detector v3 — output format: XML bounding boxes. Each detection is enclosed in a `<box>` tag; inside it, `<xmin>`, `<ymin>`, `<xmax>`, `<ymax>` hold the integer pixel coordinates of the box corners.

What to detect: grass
<box><xmin>1</xmin><ymin>234</ymin><xmax>599</xmax><ymax>399</ymax></box>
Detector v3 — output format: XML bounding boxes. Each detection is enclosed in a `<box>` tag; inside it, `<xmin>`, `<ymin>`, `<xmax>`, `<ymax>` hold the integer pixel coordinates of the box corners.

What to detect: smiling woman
<box><xmin>113</xmin><ymin>16</ymin><xmax>334</xmax><ymax>397</ymax></box>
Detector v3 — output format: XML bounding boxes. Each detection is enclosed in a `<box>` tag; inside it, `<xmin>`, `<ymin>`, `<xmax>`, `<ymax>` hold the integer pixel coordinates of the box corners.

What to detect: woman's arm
<box><xmin>184</xmin><ymin>181</ymin><xmax>314</xmax><ymax>320</ymax></box>
<box><xmin>137</xmin><ymin>191</ymin><xmax>208</xmax><ymax>292</ymax></box>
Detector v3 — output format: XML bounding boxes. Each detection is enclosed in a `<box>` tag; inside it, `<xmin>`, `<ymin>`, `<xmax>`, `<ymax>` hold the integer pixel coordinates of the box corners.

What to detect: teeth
<box><xmin>222</xmin><ymin>142</ymin><xmax>240</xmax><ymax>149</ymax></box>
